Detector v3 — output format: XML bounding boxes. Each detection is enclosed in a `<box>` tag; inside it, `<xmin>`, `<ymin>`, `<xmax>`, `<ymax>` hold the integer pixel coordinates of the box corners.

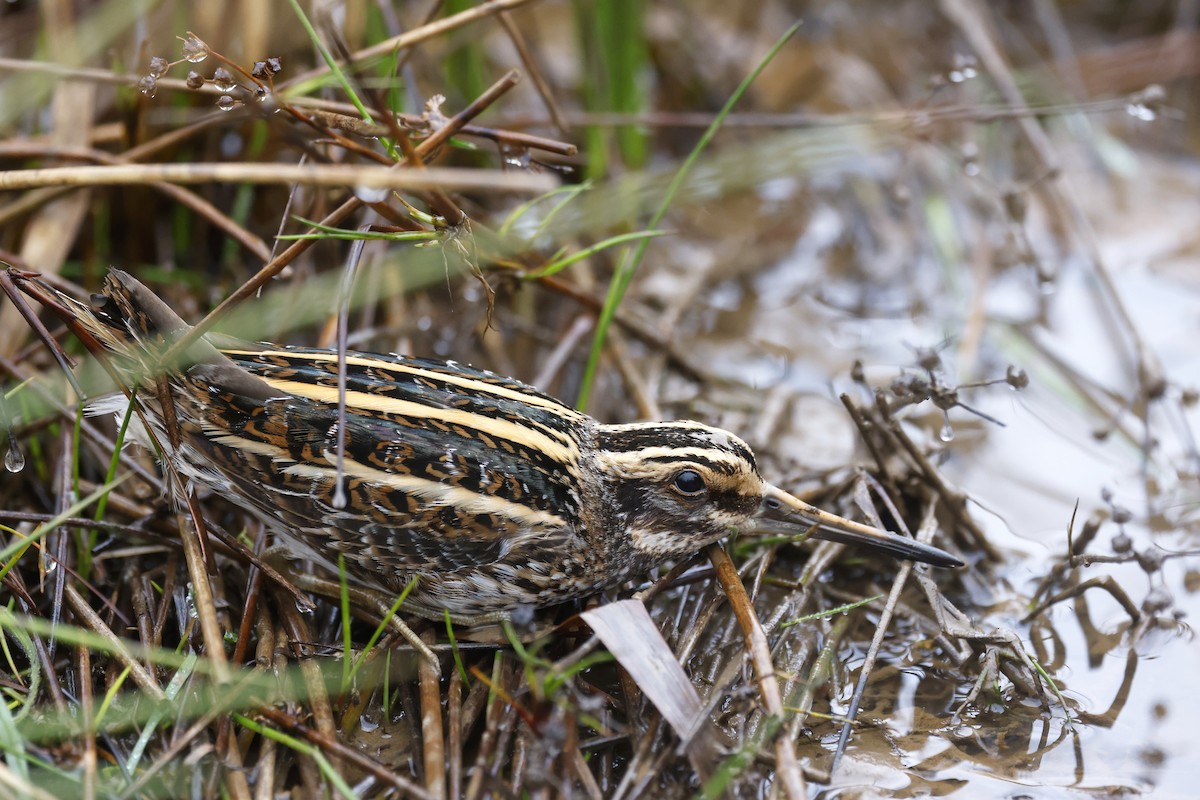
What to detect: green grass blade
<box><xmin>522</xmin><ymin>230</ymin><xmax>671</xmax><ymax>279</ymax></box>
<box><xmin>576</xmin><ymin>21</ymin><xmax>802</xmax><ymax>411</ymax></box>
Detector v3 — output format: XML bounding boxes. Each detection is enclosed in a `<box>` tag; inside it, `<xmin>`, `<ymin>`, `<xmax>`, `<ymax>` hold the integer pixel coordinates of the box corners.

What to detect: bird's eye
<box><xmin>671</xmin><ymin>469</ymin><xmax>706</xmax><ymax>497</ymax></box>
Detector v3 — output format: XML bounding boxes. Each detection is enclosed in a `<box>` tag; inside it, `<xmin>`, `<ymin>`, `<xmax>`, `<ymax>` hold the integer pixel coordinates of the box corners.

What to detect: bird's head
<box><xmin>595</xmin><ymin>421</ymin><xmax>962</xmax><ymax>567</ymax></box>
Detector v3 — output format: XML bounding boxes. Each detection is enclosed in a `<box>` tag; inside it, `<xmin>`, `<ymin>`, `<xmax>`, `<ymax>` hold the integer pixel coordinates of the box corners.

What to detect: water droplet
<box><xmin>949</xmin><ymin>54</ymin><xmax>978</xmax><ymax>83</ymax></box>
<box><xmin>1125</xmin><ymin>102</ymin><xmax>1157</xmax><ymax>122</ymax></box>
<box><xmin>960</xmin><ymin>141</ymin><xmax>979</xmax><ymax>176</ymax></box>
<box><xmin>354</xmin><ymin>186</ymin><xmax>390</xmax><ymax>204</ymax></box>
<box><xmin>4</xmin><ymin>440</ymin><xmax>24</xmax><ymax>473</ymax></box>
<box><xmin>1124</xmin><ymin>84</ymin><xmax>1166</xmax><ymax>123</ymax></box>
<box><xmin>939</xmin><ymin>418</ymin><xmax>955</xmax><ymax>443</ymax></box>
<box><xmin>184</xmin><ymin>584</ymin><xmax>198</xmax><ymax>619</ymax></box>
<box><xmin>148</xmin><ymin>56</ymin><xmax>169</xmax><ymax>78</ymax></box>
<box><xmin>137</xmin><ymin>75</ymin><xmax>157</xmax><ymax>97</ymax></box>
<box><xmin>257</xmin><ymin>92</ymin><xmax>280</xmax><ymax>114</ymax></box>
<box><xmin>181</xmin><ymin>36</ymin><xmax>208</xmax><ymax>63</ymax></box>
<box><xmin>501</xmin><ymin>146</ymin><xmax>532</xmax><ymax>170</ymax></box>
<box><xmin>332</xmin><ymin>481</ymin><xmax>348</xmax><ymax>510</ymax></box>
<box><xmin>212</xmin><ymin>68</ymin><xmax>237</xmax><ymax>93</ymax></box>
<box><xmin>215</xmin><ymin>95</ymin><xmax>237</xmax><ymax>112</ymax></box>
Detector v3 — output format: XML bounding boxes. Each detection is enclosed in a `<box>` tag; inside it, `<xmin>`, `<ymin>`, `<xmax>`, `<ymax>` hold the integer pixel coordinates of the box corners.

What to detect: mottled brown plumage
<box><xmin>15</xmin><ymin>269</ymin><xmax>960</xmax><ymax>623</ymax></box>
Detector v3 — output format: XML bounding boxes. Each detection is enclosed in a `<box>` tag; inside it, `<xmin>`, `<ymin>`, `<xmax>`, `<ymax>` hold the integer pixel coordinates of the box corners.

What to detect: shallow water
<box><xmin>650</xmin><ymin>136</ymin><xmax>1200</xmax><ymax>795</ymax></box>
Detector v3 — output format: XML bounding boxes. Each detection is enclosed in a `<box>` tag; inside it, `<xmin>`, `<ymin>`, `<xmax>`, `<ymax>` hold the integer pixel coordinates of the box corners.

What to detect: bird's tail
<box><xmin>9</xmin><ymin>268</ymin><xmax>230</xmax><ymax>387</ymax></box>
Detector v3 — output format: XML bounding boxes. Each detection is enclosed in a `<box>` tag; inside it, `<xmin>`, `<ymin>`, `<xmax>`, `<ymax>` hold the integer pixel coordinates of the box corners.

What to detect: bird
<box><xmin>10</xmin><ymin>268</ymin><xmax>961</xmax><ymax>625</ymax></box>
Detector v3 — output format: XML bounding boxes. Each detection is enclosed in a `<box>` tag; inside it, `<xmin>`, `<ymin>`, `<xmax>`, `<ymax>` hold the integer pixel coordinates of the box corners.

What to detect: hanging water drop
<box><xmin>505</xmin><ymin>148</ymin><xmax>531</xmax><ymax>169</ymax></box>
<box><xmin>354</xmin><ymin>185</ymin><xmax>390</xmax><ymax>204</ymax></box>
<box><xmin>1124</xmin><ymin>84</ymin><xmax>1165</xmax><ymax>124</ymax></box>
<box><xmin>256</xmin><ymin>91</ymin><xmax>280</xmax><ymax>115</ymax></box>
<box><xmin>332</xmin><ymin>472</ymin><xmax>348</xmax><ymax>509</ymax></box>
<box><xmin>211</xmin><ymin>68</ymin><xmax>237</xmax><ymax>93</ymax></box>
<box><xmin>4</xmin><ymin>439</ymin><xmax>24</xmax><ymax>473</ymax></box>
<box><xmin>332</xmin><ymin>487</ymin><xmax>348</xmax><ymax>509</ymax></box>
<box><xmin>938</xmin><ymin>417</ymin><xmax>955</xmax><ymax>443</ymax></box>
<box><xmin>181</xmin><ymin>36</ymin><xmax>208</xmax><ymax>63</ymax></box>
<box><xmin>949</xmin><ymin>53</ymin><xmax>978</xmax><ymax>83</ymax></box>
<box><xmin>1125</xmin><ymin>102</ymin><xmax>1157</xmax><ymax>122</ymax></box>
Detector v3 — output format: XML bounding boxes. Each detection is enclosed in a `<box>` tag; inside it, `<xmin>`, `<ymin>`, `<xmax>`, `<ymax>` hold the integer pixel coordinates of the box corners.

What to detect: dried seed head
<box><xmin>1142</xmin><ymin>586</ymin><xmax>1171</xmax><ymax>614</ymax></box>
<box><xmin>251</xmin><ymin>57</ymin><xmax>282</xmax><ymax>80</ymax></box>
<box><xmin>212</xmin><ymin>67</ymin><xmax>237</xmax><ymax>92</ymax></box>
<box><xmin>914</xmin><ymin>346</ymin><xmax>942</xmax><ymax>371</ymax></box>
<box><xmin>931</xmin><ymin>386</ymin><xmax>958</xmax><ymax>411</ymax></box>
<box><xmin>181</xmin><ymin>34</ymin><xmax>208</xmax><ymax>63</ymax></box>
<box><xmin>1136</xmin><ymin>547</ymin><xmax>1164</xmax><ymax>574</ymax></box>
<box><xmin>1006</xmin><ymin>365</ymin><xmax>1029</xmax><ymax>390</ymax></box>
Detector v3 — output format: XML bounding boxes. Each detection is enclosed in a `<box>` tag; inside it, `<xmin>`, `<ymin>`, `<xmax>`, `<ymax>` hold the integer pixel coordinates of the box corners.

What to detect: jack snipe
<box><xmin>10</xmin><ymin>269</ymin><xmax>960</xmax><ymax>624</ymax></box>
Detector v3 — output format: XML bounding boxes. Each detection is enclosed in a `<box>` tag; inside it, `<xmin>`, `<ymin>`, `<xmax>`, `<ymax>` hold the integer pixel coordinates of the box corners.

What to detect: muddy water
<box><xmin>648</xmin><ymin>143</ymin><xmax>1200</xmax><ymax>795</ymax></box>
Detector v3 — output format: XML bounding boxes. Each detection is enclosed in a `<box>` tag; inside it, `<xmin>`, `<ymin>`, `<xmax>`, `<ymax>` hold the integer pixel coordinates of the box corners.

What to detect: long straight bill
<box><xmin>755</xmin><ymin>483</ymin><xmax>963</xmax><ymax>567</ymax></box>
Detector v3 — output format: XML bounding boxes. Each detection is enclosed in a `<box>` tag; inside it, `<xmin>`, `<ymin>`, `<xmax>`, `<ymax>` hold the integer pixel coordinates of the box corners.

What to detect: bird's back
<box><xmin>67</xmin><ymin>271</ymin><xmax>610</xmax><ymax>617</ymax></box>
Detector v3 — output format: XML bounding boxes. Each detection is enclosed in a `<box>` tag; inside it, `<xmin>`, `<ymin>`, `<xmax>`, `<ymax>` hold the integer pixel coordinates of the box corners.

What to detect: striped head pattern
<box><xmin>595</xmin><ymin>422</ymin><xmax>765</xmax><ymax>559</ymax></box>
